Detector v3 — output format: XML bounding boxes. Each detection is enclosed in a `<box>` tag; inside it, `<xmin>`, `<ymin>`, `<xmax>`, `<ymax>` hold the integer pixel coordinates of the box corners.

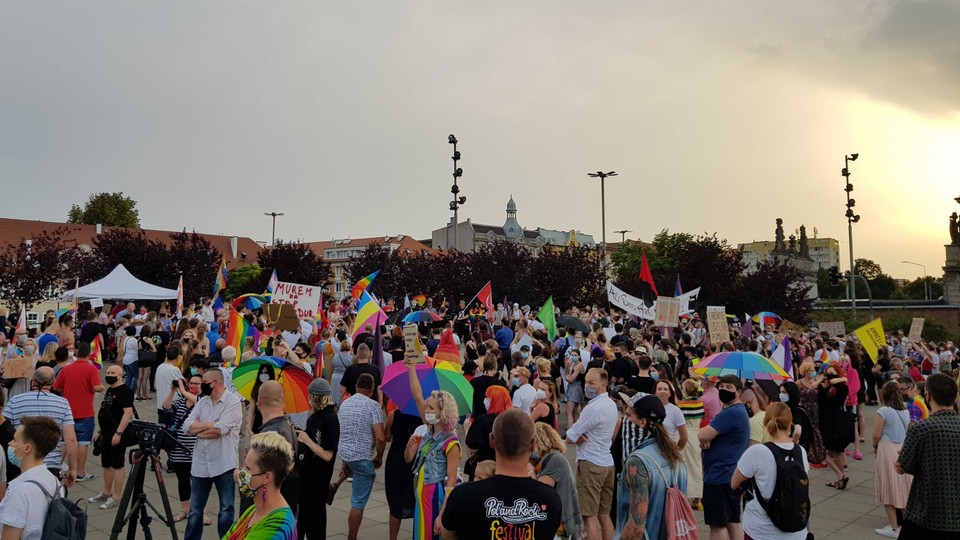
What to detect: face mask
<box><xmin>424</xmin><ymin>413</ymin><xmax>439</xmax><ymax>425</ymax></box>
<box><xmin>200</xmin><ymin>382</ymin><xmax>213</xmax><ymax>396</ymax></box>
<box><xmin>807</xmin><ymin>372</ymin><xmax>816</xmax><ymax>379</ymax></box>
<box><xmin>512</xmin><ymin>377</ymin><xmax>520</xmax><ymax>387</ymax></box>
<box><xmin>7</xmin><ymin>445</ymin><xmax>22</xmax><ymax>468</ymax></box>
<box><xmin>483</xmin><ymin>398</ymin><xmax>491</xmax><ymax>410</ymax></box>
<box><xmin>718</xmin><ymin>389</ymin><xmax>737</xmax><ymax>404</ymax></box>
<box><xmin>24</xmin><ymin>346</ymin><xmax>35</xmax><ymax>355</ymax></box>
<box><xmin>584</xmin><ymin>385</ymin><xmax>598</xmax><ymax>400</ymax></box>
<box><xmin>570</xmin><ymin>355</ymin><xmax>580</xmax><ymax>363</ymax></box>
<box><xmin>650</xmin><ymin>372</ymin><xmax>660</xmax><ymax>380</ymax></box>
<box><xmin>535</xmin><ymin>390</ymin><xmax>547</xmax><ymax>401</ymax></box>
<box><xmin>190</xmin><ymin>368</ymin><xmax>199</xmax><ymax>376</ymax></box>
<box><xmin>259</xmin><ymin>373</ymin><xmax>270</xmax><ymax>383</ymax></box>
<box><xmin>105</xmin><ymin>376</ymin><xmax>119</xmax><ymax>385</ymax></box>
<box><xmin>779</xmin><ymin>393</ymin><xmax>789</xmax><ymax>402</ymax></box>
<box><xmin>521</xmin><ymin>353</ymin><xmax>529</xmax><ymax>360</ymax></box>
<box><xmin>237</xmin><ymin>469</ymin><xmax>266</xmax><ymax>499</ymax></box>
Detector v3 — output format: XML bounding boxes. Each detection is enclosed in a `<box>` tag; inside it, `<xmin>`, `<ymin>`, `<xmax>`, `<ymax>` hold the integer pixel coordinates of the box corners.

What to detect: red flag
<box><xmin>477</xmin><ymin>281</ymin><xmax>494</xmax><ymax>322</ymax></box>
<box><xmin>639</xmin><ymin>252</ymin><xmax>658</xmax><ymax>308</ymax></box>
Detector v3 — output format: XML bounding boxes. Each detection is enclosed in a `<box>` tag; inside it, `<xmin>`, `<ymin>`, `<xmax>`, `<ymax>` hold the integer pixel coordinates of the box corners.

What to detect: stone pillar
<box><xmin>944</xmin><ymin>244</ymin><xmax>960</xmax><ymax>306</ymax></box>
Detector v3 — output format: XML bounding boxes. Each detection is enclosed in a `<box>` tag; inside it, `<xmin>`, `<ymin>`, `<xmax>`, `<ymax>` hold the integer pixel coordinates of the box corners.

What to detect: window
<box><xmin>335</xmin><ymin>284</ymin><xmax>342</xmax><ymax>293</ymax></box>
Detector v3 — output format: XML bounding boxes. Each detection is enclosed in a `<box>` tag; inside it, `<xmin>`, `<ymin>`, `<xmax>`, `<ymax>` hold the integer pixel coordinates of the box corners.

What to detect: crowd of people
<box><xmin>0</xmin><ymin>298</ymin><xmax>958</xmax><ymax>540</ymax></box>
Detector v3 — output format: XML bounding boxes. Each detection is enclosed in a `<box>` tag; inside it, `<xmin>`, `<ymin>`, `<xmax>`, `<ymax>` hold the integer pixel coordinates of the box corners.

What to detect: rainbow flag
<box><xmin>213</xmin><ymin>257</ymin><xmax>228</xmax><ymax>299</ymax></box>
<box><xmin>674</xmin><ymin>275</ymin><xmax>683</xmax><ymax>297</ymax></box>
<box><xmin>352</xmin><ymin>290</ymin><xmax>386</xmax><ymax>339</ymax></box>
<box><xmin>411</xmin><ymin>294</ymin><xmax>426</xmax><ymax>307</ymax></box>
<box><xmin>226</xmin><ymin>309</ymin><xmax>260</xmax><ymax>366</ymax></box>
<box><xmin>351</xmin><ymin>270</ymin><xmax>380</xmax><ymax>301</ymax></box>
<box><xmin>91</xmin><ymin>339</ymin><xmax>103</xmax><ymax>370</ymax></box>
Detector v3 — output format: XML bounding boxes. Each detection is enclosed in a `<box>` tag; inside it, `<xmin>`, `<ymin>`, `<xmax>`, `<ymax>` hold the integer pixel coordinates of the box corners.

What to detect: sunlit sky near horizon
<box><xmin>1</xmin><ymin>0</ymin><xmax>958</xmax><ymax>281</ymax></box>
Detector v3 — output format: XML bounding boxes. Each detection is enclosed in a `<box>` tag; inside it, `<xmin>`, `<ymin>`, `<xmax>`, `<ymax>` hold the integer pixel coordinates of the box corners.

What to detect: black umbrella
<box><xmin>557</xmin><ymin>315</ymin><xmax>590</xmax><ymax>334</ymax></box>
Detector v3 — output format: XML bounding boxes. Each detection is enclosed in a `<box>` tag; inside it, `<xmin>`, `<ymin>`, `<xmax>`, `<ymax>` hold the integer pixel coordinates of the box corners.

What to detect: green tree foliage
<box><xmin>67</xmin><ymin>192</ymin><xmax>140</xmax><ymax>228</ymax></box>
<box><xmin>223</xmin><ymin>264</ymin><xmax>265</xmax><ymax>299</ymax></box>
<box><xmin>729</xmin><ymin>259</ymin><xmax>813</xmax><ymax>323</ymax></box>
<box><xmin>0</xmin><ymin>228</ymin><xmax>84</xmax><ymax>311</ymax></box>
<box><xmin>854</xmin><ymin>258</ymin><xmax>896</xmax><ymax>300</ymax></box>
<box><xmin>167</xmin><ymin>232</ymin><xmax>223</xmax><ymax>302</ymax></box>
<box><xmin>257</xmin><ymin>241</ymin><xmax>331</xmax><ymax>289</ymax></box>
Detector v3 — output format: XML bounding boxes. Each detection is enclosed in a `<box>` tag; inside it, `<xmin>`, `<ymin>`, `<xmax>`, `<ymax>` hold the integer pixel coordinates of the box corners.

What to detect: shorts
<box><xmin>702</xmin><ymin>483</ymin><xmax>741</xmax><ymax>527</ymax></box>
<box><xmin>344</xmin><ymin>459</ymin><xmax>376</xmax><ymax>510</ymax></box>
<box><xmin>576</xmin><ymin>460</ymin><xmax>615</xmax><ymax>516</ymax></box>
<box><xmin>74</xmin><ymin>417</ymin><xmax>95</xmax><ymax>445</ymax></box>
<box><xmin>100</xmin><ymin>437</ymin><xmax>127</xmax><ymax>469</ymax></box>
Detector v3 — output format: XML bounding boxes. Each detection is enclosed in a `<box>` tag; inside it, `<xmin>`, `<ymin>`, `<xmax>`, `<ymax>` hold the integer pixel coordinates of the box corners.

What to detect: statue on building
<box><xmin>774</xmin><ymin>218</ymin><xmax>785</xmax><ymax>252</ymax></box>
<box><xmin>950</xmin><ymin>212</ymin><xmax>959</xmax><ymax>246</ymax></box>
<box><xmin>799</xmin><ymin>225</ymin><xmax>811</xmax><ymax>259</ymax></box>
<box><xmin>788</xmin><ymin>234</ymin><xmax>796</xmax><ymax>254</ymax></box>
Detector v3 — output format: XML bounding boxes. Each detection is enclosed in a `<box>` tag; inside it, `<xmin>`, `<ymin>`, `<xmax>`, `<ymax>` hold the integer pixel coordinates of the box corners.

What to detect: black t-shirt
<box><xmin>470</xmin><ymin>375</ymin><xmax>507</xmax><ymax>416</ymax></box>
<box><xmin>609</xmin><ymin>356</ymin><xmax>634</xmax><ymax>385</ymax></box>
<box><xmin>0</xmin><ymin>420</ymin><xmax>19</xmax><ymax>481</ymax></box>
<box><xmin>298</xmin><ymin>407</ymin><xmax>340</xmax><ymax>478</ymax></box>
<box><xmin>353</xmin><ymin>333</ymin><xmax>373</xmax><ymax>354</ymax></box>
<box><xmin>341</xmin><ymin>363</ymin><xmax>382</xmax><ymax>397</ymax></box>
<box><xmin>79</xmin><ymin>322</ymin><xmax>101</xmax><ymax>344</ymax></box>
<box><xmin>441</xmin><ymin>475</ymin><xmax>562</xmax><ymax>540</ymax></box>
<box><xmin>626</xmin><ymin>375</ymin><xmax>656</xmax><ymax>395</ymax></box>
<box><xmin>98</xmin><ymin>384</ymin><xmax>135</xmax><ymax>436</ymax></box>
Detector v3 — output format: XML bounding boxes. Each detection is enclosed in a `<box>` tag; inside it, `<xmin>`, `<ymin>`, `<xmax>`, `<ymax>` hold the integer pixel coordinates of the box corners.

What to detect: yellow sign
<box><xmin>854</xmin><ymin>318</ymin><xmax>887</xmax><ymax>362</ymax></box>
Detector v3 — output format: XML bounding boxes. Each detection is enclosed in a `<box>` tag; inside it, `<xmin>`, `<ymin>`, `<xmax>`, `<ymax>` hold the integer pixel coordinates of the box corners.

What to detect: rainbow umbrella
<box><xmin>231</xmin><ymin>356</ymin><xmax>313</xmax><ymax>412</ymax></box>
<box><xmin>402</xmin><ymin>311</ymin><xmax>443</xmax><ymax>324</ymax></box>
<box><xmin>691</xmin><ymin>351</ymin><xmax>790</xmax><ymax>381</ymax></box>
<box><xmin>381</xmin><ymin>358</ymin><xmax>473</xmax><ymax>416</ymax></box>
<box><xmin>752</xmin><ymin>311</ymin><xmax>782</xmax><ymax>327</ymax></box>
<box><xmin>233</xmin><ymin>294</ymin><xmax>269</xmax><ymax>310</ymax></box>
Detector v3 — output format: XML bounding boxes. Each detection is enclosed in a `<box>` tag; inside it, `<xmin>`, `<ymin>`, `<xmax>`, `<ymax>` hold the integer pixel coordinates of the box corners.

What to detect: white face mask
<box><xmin>259</xmin><ymin>374</ymin><xmax>270</xmax><ymax>383</ymax></box>
<box><xmin>779</xmin><ymin>393</ymin><xmax>789</xmax><ymax>402</ymax></box>
<box><xmin>424</xmin><ymin>412</ymin><xmax>439</xmax><ymax>425</ymax></box>
<box><xmin>483</xmin><ymin>398</ymin><xmax>491</xmax><ymax>410</ymax></box>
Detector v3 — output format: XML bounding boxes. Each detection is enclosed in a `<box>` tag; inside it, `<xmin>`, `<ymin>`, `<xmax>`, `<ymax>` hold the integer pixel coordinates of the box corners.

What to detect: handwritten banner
<box><xmin>706</xmin><ymin>306</ymin><xmax>730</xmax><ymax>345</ymax></box>
<box><xmin>402</xmin><ymin>324</ymin><xmax>425</xmax><ymax>364</ymax></box>
<box><xmin>818</xmin><ymin>321</ymin><xmax>846</xmax><ymax>338</ymax></box>
<box><xmin>607</xmin><ymin>282</ymin><xmax>656</xmax><ymax>320</ymax></box>
<box><xmin>271</xmin><ymin>281</ymin><xmax>322</xmax><ymax>320</ymax></box>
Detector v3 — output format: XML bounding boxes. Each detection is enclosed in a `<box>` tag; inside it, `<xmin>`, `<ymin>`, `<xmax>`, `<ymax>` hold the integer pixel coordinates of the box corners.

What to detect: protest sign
<box><xmin>706</xmin><ymin>306</ymin><xmax>730</xmax><ymax>345</ymax></box>
<box><xmin>854</xmin><ymin>318</ymin><xmax>887</xmax><ymax>362</ymax></box>
<box><xmin>602</xmin><ymin>327</ymin><xmax>617</xmax><ymax>341</ymax></box>
<box><xmin>263</xmin><ymin>304</ymin><xmax>300</xmax><ymax>331</ymax></box>
<box><xmin>776</xmin><ymin>320</ymin><xmax>800</xmax><ymax>344</ymax></box>
<box><xmin>403</xmin><ymin>324</ymin><xmax>425</xmax><ymax>364</ymax></box>
<box><xmin>607</xmin><ymin>282</ymin><xmax>656</xmax><ymax>320</ymax></box>
<box><xmin>3</xmin><ymin>357</ymin><xmax>33</xmax><ymax>379</ymax></box>
<box><xmin>818</xmin><ymin>321</ymin><xmax>846</xmax><ymax>338</ymax></box>
<box><xmin>908</xmin><ymin>318</ymin><xmax>925</xmax><ymax>343</ymax></box>
<box><xmin>89</xmin><ymin>297</ymin><xmax>104</xmax><ymax>309</ymax></box>
<box><xmin>271</xmin><ymin>281</ymin><xmax>322</xmax><ymax>320</ymax></box>
<box><xmin>655</xmin><ymin>297</ymin><xmax>681</xmax><ymax>328</ymax></box>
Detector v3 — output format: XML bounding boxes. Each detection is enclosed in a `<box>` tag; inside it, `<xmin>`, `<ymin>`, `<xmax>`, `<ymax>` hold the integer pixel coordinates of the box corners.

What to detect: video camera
<box><xmin>125</xmin><ymin>420</ymin><xmax>188</xmax><ymax>455</ymax></box>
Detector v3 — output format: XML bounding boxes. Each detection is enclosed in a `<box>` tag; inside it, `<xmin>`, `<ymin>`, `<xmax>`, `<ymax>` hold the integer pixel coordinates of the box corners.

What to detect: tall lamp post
<box><xmin>588</xmin><ymin>171</ymin><xmax>618</xmax><ymax>268</ymax></box>
<box><xmin>901</xmin><ymin>260</ymin><xmax>929</xmax><ymax>300</ymax></box>
<box><xmin>448</xmin><ymin>135</ymin><xmax>466</xmax><ymax>251</ymax></box>
<box><xmin>264</xmin><ymin>212</ymin><xmax>284</xmax><ymax>246</ymax></box>
<box><xmin>614</xmin><ymin>229</ymin><xmax>632</xmax><ymax>243</ymax></box>
<box><xmin>841</xmin><ymin>154</ymin><xmax>860</xmax><ymax>316</ymax></box>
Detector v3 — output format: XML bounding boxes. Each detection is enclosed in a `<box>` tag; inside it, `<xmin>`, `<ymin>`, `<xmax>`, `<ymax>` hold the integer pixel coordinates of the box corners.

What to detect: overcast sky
<box><xmin>2</xmin><ymin>0</ymin><xmax>958</xmax><ymax>281</ymax></box>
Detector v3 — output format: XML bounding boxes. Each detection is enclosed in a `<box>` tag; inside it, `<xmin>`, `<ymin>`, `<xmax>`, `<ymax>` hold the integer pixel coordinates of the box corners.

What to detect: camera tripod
<box><xmin>109</xmin><ymin>445</ymin><xmax>180</xmax><ymax>540</ymax></box>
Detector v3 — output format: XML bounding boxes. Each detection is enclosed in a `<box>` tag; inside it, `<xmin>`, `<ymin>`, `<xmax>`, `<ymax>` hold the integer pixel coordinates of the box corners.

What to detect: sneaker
<box><xmin>326</xmin><ymin>483</ymin><xmax>339</xmax><ymax>506</ymax></box>
<box><xmin>77</xmin><ymin>473</ymin><xmax>96</xmax><ymax>482</ymax></box>
<box><xmin>875</xmin><ymin>525</ymin><xmax>899</xmax><ymax>538</ymax></box>
<box><xmin>854</xmin><ymin>450</ymin><xmax>864</xmax><ymax>460</ymax></box>
<box><xmin>99</xmin><ymin>498</ymin><xmax>119</xmax><ymax>510</ymax></box>
<box><xmin>844</xmin><ymin>449</ymin><xmax>851</xmax><ymax>456</ymax></box>
<box><xmin>88</xmin><ymin>492</ymin><xmax>111</xmax><ymax>503</ymax></box>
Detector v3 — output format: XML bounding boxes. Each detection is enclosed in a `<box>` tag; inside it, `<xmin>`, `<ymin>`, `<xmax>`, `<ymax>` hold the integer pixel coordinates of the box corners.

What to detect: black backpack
<box><xmin>25</xmin><ymin>480</ymin><xmax>87</xmax><ymax>540</ymax></box>
<box><xmin>752</xmin><ymin>442</ymin><xmax>809</xmax><ymax>533</ymax></box>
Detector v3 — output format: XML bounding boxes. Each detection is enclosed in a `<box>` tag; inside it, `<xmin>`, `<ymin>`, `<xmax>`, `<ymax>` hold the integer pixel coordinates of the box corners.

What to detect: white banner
<box><xmin>677</xmin><ymin>287</ymin><xmax>701</xmax><ymax>314</ymax></box>
<box><xmin>272</xmin><ymin>281</ymin><xmax>322</xmax><ymax>320</ymax></box>
<box><xmin>607</xmin><ymin>282</ymin><xmax>656</xmax><ymax>320</ymax></box>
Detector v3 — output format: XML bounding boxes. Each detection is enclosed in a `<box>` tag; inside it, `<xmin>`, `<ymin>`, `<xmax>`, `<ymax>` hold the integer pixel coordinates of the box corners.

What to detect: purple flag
<box><xmin>741</xmin><ymin>314</ymin><xmax>753</xmax><ymax>338</ymax></box>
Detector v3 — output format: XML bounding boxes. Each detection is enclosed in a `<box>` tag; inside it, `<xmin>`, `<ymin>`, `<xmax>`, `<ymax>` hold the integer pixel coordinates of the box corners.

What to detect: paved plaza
<box><xmin>74</xmin><ymin>382</ymin><xmax>893</xmax><ymax>540</ymax></box>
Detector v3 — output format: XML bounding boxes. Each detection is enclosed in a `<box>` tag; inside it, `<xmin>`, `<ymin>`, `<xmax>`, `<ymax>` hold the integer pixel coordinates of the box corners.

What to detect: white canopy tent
<box><xmin>59</xmin><ymin>264</ymin><xmax>178</xmax><ymax>300</ymax></box>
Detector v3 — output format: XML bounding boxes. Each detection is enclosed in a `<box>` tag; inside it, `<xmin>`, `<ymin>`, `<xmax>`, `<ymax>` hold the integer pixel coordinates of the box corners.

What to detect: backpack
<box><xmin>649</xmin><ymin>460</ymin><xmax>698</xmax><ymax>540</ymax></box>
<box><xmin>751</xmin><ymin>442</ymin><xmax>810</xmax><ymax>533</ymax></box>
<box><xmin>25</xmin><ymin>480</ymin><xmax>87</xmax><ymax>540</ymax></box>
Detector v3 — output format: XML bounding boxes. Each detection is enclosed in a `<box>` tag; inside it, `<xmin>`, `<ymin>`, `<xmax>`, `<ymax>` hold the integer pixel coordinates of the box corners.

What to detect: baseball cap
<box><xmin>632</xmin><ymin>395</ymin><xmax>666</xmax><ymax>423</ymax></box>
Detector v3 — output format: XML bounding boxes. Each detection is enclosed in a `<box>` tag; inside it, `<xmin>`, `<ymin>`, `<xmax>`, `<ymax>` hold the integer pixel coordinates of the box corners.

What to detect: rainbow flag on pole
<box><xmin>352</xmin><ymin>290</ymin><xmax>386</xmax><ymax>339</ymax></box>
<box><xmin>213</xmin><ymin>257</ymin><xmax>228</xmax><ymax>299</ymax></box>
<box><xmin>226</xmin><ymin>309</ymin><xmax>260</xmax><ymax>366</ymax></box>
<box><xmin>351</xmin><ymin>270</ymin><xmax>380</xmax><ymax>301</ymax></box>
<box><xmin>91</xmin><ymin>339</ymin><xmax>103</xmax><ymax>370</ymax></box>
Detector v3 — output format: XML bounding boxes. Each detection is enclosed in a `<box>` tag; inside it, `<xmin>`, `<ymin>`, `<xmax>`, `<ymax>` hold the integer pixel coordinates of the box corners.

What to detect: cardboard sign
<box><xmin>271</xmin><ymin>281</ymin><xmax>322</xmax><ymax>320</ymax></box>
<box><xmin>908</xmin><ymin>318</ymin><xmax>925</xmax><ymax>343</ymax></box>
<box><xmin>706</xmin><ymin>306</ymin><xmax>730</xmax><ymax>345</ymax></box>
<box><xmin>777</xmin><ymin>320</ymin><xmax>800</xmax><ymax>344</ymax></box>
<box><xmin>89</xmin><ymin>297</ymin><xmax>104</xmax><ymax>309</ymax></box>
<box><xmin>655</xmin><ymin>297</ymin><xmax>681</xmax><ymax>328</ymax></box>
<box><xmin>607</xmin><ymin>282</ymin><xmax>656</xmax><ymax>320</ymax></box>
<box><xmin>263</xmin><ymin>304</ymin><xmax>300</xmax><ymax>332</ymax></box>
<box><xmin>402</xmin><ymin>324</ymin><xmax>425</xmax><ymax>364</ymax></box>
<box><xmin>3</xmin><ymin>356</ymin><xmax>34</xmax><ymax>379</ymax></box>
<box><xmin>818</xmin><ymin>321</ymin><xmax>846</xmax><ymax>338</ymax></box>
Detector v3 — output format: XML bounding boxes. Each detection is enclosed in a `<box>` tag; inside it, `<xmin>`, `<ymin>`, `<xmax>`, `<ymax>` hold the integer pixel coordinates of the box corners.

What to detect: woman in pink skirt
<box><xmin>871</xmin><ymin>381</ymin><xmax>913</xmax><ymax>538</ymax></box>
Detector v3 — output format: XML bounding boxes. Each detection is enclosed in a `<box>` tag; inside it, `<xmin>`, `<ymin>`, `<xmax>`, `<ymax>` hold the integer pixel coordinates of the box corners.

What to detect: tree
<box><xmin>854</xmin><ymin>258</ymin><xmax>896</xmax><ymax>299</ymax></box>
<box><xmin>223</xmin><ymin>264</ymin><xmax>264</xmax><ymax>299</ymax></box>
<box><xmin>0</xmin><ymin>228</ymin><xmax>83</xmax><ymax>311</ymax></box>
<box><xmin>530</xmin><ymin>246</ymin><xmax>605</xmax><ymax>307</ymax></box>
<box><xmin>80</xmin><ymin>229</ymin><xmax>169</xmax><ymax>287</ymax></box>
<box><xmin>168</xmin><ymin>232</ymin><xmax>223</xmax><ymax>302</ymax></box>
<box><xmin>345</xmin><ymin>243</ymin><xmax>398</xmax><ymax>299</ymax></box>
<box><xmin>853</xmin><ymin>258</ymin><xmax>884</xmax><ymax>281</ymax></box>
<box><xmin>257</xmin><ymin>241</ymin><xmax>331</xmax><ymax>289</ymax></box>
<box><xmin>731</xmin><ymin>259</ymin><xmax>814</xmax><ymax>322</ymax></box>
<box><xmin>896</xmin><ymin>277</ymin><xmax>943</xmax><ymax>300</ymax></box>
<box><xmin>68</xmin><ymin>192</ymin><xmax>140</xmax><ymax>228</ymax></box>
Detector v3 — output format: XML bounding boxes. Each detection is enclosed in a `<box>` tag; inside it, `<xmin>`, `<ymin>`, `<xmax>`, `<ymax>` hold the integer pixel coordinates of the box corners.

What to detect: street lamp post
<box><xmin>264</xmin><ymin>212</ymin><xmax>284</xmax><ymax>246</ymax></box>
<box><xmin>448</xmin><ymin>135</ymin><xmax>466</xmax><ymax>251</ymax></box>
<box><xmin>587</xmin><ymin>171</ymin><xmax>618</xmax><ymax>266</ymax></box>
<box><xmin>841</xmin><ymin>154</ymin><xmax>860</xmax><ymax>317</ymax></box>
<box><xmin>901</xmin><ymin>260</ymin><xmax>929</xmax><ymax>300</ymax></box>
<box><xmin>614</xmin><ymin>229</ymin><xmax>632</xmax><ymax>243</ymax></box>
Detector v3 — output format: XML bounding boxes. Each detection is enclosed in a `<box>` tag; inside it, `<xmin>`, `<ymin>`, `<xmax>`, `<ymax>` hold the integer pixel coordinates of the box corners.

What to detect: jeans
<box><xmin>184</xmin><ymin>470</ymin><xmax>235</xmax><ymax>540</ymax></box>
<box><xmin>123</xmin><ymin>362</ymin><xmax>138</xmax><ymax>393</ymax></box>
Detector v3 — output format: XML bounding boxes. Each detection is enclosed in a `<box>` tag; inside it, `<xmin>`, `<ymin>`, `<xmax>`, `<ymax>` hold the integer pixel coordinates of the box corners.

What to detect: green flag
<box><xmin>537</xmin><ymin>296</ymin><xmax>557</xmax><ymax>341</ymax></box>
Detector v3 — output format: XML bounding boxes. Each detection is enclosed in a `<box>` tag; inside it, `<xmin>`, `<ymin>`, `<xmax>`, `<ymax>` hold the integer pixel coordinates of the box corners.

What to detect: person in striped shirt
<box><xmin>678</xmin><ymin>379</ymin><xmax>704</xmax><ymax>509</ymax></box>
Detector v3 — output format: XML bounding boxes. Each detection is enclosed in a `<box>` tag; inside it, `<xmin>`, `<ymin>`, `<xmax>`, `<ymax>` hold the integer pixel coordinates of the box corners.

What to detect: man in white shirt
<box><xmin>154</xmin><ymin>345</ymin><xmax>185</xmax><ymax>427</ymax></box>
<box><xmin>0</xmin><ymin>416</ymin><xmax>65</xmax><ymax>540</ymax></box>
<box><xmin>511</xmin><ymin>367</ymin><xmax>537</xmax><ymax>413</ymax></box>
<box><xmin>566</xmin><ymin>368</ymin><xmax>618</xmax><ymax>540</ymax></box>
<box><xmin>183</xmin><ymin>368</ymin><xmax>243</xmax><ymax>540</ymax></box>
